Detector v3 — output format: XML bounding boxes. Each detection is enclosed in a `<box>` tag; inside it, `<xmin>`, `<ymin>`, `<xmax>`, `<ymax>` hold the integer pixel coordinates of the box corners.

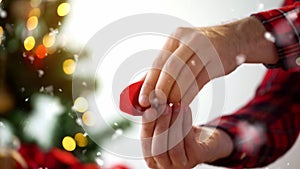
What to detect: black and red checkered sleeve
<box><xmin>205</xmin><ymin>69</ymin><xmax>300</xmax><ymax>168</ymax></box>
<box><xmin>251</xmin><ymin>2</ymin><xmax>300</xmax><ymax>72</ymax></box>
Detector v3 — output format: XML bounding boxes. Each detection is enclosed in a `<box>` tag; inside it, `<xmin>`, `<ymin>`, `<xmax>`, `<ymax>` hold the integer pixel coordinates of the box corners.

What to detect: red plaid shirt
<box><xmin>207</xmin><ymin>1</ymin><xmax>300</xmax><ymax>168</ymax></box>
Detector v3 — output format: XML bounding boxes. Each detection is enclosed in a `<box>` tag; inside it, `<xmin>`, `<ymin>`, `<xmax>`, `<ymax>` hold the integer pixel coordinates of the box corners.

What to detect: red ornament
<box><xmin>49</xmin><ymin>148</ymin><xmax>79</xmax><ymax>166</ymax></box>
<box><xmin>111</xmin><ymin>164</ymin><xmax>131</xmax><ymax>169</ymax></box>
<box><xmin>17</xmin><ymin>144</ymin><xmax>101</xmax><ymax>169</ymax></box>
<box><xmin>119</xmin><ymin>80</ymin><xmax>146</xmax><ymax>116</ymax></box>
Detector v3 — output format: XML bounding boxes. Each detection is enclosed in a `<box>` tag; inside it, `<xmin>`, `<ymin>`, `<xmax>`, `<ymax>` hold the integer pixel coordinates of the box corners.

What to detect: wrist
<box><xmin>194</xmin><ymin>126</ymin><xmax>233</xmax><ymax>163</ymax></box>
<box><xmin>197</xmin><ymin>24</ymin><xmax>241</xmax><ymax>73</ymax></box>
<box><xmin>210</xmin><ymin>128</ymin><xmax>234</xmax><ymax>162</ymax></box>
<box><xmin>230</xmin><ymin>17</ymin><xmax>279</xmax><ymax>64</ymax></box>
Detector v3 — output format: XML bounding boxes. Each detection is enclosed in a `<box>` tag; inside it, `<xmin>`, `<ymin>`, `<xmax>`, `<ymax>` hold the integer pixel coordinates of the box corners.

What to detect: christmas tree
<box><xmin>0</xmin><ymin>0</ymin><xmax>131</xmax><ymax>168</ymax></box>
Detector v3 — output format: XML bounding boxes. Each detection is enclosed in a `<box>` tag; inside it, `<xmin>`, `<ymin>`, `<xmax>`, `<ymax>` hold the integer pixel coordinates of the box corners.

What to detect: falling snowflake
<box><xmin>20</xmin><ymin>87</ymin><xmax>25</xmax><ymax>92</ymax></box>
<box><xmin>28</xmin><ymin>56</ymin><xmax>35</xmax><ymax>64</ymax></box>
<box><xmin>236</xmin><ymin>121</ymin><xmax>266</xmax><ymax>154</ymax></box>
<box><xmin>286</xmin><ymin>10</ymin><xmax>299</xmax><ymax>21</ymax></box>
<box><xmin>257</xmin><ymin>3</ymin><xmax>264</xmax><ymax>11</ymax></box>
<box><xmin>39</xmin><ymin>86</ymin><xmax>45</xmax><ymax>92</ymax></box>
<box><xmin>0</xmin><ymin>9</ymin><xmax>7</xmax><ymax>18</ymax></box>
<box><xmin>37</xmin><ymin>69</ymin><xmax>45</xmax><ymax>78</ymax></box>
<box><xmin>112</xmin><ymin>129</ymin><xmax>123</xmax><ymax>140</ymax></box>
<box><xmin>96</xmin><ymin>152</ymin><xmax>102</xmax><ymax>156</ymax></box>
<box><xmin>68</xmin><ymin>112</ymin><xmax>74</xmax><ymax>118</ymax></box>
<box><xmin>0</xmin><ymin>121</ymin><xmax>4</xmax><ymax>127</ymax></box>
<box><xmin>76</xmin><ymin>118</ymin><xmax>83</xmax><ymax>126</ymax></box>
<box><xmin>74</xmin><ymin>54</ymin><xmax>79</xmax><ymax>61</ymax></box>
<box><xmin>191</xmin><ymin>60</ymin><xmax>196</xmax><ymax>66</ymax></box>
<box><xmin>49</xmin><ymin>28</ymin><xmax>59</xmax><ymax>35</ymax></box>
<box><xmin>264</xmin><ymin>32</ymin><xmax>276</xmax><ymax>43</ymax></box>
<box><xmin>236</xmin><ymin>54</ymin><xmax>246</xmax><ymax>65</ymax></box>
<box><xmin>95</xmin><ymin>157</ymin><xmax>104</xmax><ymax>166</ymax></box>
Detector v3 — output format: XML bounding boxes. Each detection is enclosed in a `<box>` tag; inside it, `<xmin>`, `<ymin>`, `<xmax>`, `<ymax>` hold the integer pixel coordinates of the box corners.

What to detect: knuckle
<box><xmin>175</xmin><ymin>27</ymin><xmax>186</xmax><ymax>35</ymax></box>
<box><xmin>169</xmin><ymin>88</ymin><xmax>181</xmax><ymax>103</ymax></box>
<box><xmin>164</xmin><ymin>58</ymin><xmax>181</xmax><ymax>74</ymax></box>
<box><xmin>142</xmin><ymin>127</ymin><xmax>154</xmax><ymax>136</ymax></box>
<box><xmin>153</xmin><ymin>154</ymin><xmax>165</xmax><ymax>163</ymax></box>
<box><xmin>168</xmin><ymin>81</ymin><xmax>183</xmax><ymax>103</ymax></box>
<box><xmin>143</xmin><ymin>81</ymin><xmax>155</xmax><ymax>91</ymax></box>
<box><xmin>152</xmin><ymin>56</ymin><xmax>165</xmax><ymax>68</ymax></box>
<box><xmin>169</xmin><ymin>146</ymin><xmax>183</xmax><ymax>157</ymax></box>
<box><xmin>156</xmin><ymin>123</ymin><xmax>169</xmax><ymax>132</ymax></box>
<box><xmin>145</xmin><ymin>158</ymin><xmax>157</xmax><ymax>168</ymax></box>
<box><xmin>182</xmin><ymin>63</ymin><xmax>194</xmax><ymax>76</ymax></box>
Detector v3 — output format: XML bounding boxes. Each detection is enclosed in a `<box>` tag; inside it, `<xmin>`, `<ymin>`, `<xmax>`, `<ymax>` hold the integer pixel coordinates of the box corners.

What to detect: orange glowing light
<box><xmin>36</xmin><ymin>45</ymin><xmax>47</xmax><ymax>59</ymax></box>
<box><xmin>28</xmin><ymin>8</ymin><xmax>41</xmax><ymax>17</ymax></box>
<box><xmin>0</xmin><ymin>26</ymin><xmax>3</xmax><ymax>45</ymax></box>
<box><xmin>74</xmin><ymin>133</ymin><xmax>88</xmax><ymax>147</ymax></box>
<box><xmin>26</xmin><ymin>16</ymin><xmax>38</xmax><ymax>31</ymax></box>
<box><xmin>43</xmin><ymin>33</ymin><xmax>56</xmax><ymax>48</ymax></box>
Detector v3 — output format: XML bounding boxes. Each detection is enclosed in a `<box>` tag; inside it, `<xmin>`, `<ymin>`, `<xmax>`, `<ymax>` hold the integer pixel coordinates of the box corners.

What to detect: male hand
<box><xmin>141</xmin><ymin>105</ymin><xmax>233</xmax><ymax>169</ymax></box>
<box><xmin>138</xmin><ymin>17</ymin><xmax>278</xmax><ymax>107</ymax></box>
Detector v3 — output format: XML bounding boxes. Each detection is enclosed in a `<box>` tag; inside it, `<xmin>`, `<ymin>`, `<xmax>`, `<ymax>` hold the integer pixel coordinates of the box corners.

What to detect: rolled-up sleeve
<box><xmin>205</xmin><ymin>69</ymin><xmax>300</xmax><ymax>168</ymax></box>
<box><xmin>251</xmin><ymin>2</ymin><xmax>300</xmax><ymax>72</ymax></box>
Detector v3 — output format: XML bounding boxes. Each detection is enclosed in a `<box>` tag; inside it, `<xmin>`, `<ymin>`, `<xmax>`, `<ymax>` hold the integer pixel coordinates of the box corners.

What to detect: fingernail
<box><xmin>139</xmin><ymin>94</ymin><xmax>148</xmax><ymax>106</ymax></box>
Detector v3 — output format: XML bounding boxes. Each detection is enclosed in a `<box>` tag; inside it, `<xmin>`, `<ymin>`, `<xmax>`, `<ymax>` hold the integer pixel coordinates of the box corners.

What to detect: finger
<box><xmin>139</xmin><ymin>37</ymin><xmax>179</xmax><ymax>107</ymax></box>
<box><xmin>152</xmin><ymin>106</ymin><xmax>172</xmax><ymax>168</ymax></box>
<box><xmin>155</xmin><ymin>45</ymin><xmax>194</xmax><ymax>103</ymax></box>
<box><xmin>168</xmin><ymin>53</ymin><xmax>205</xmax><ymax>103</ymax></box>
<box><xmin>182</xmin><ymin>106</ymin><xmax>193</xmax><ymax>140</ymax></box>
<box><xmin>181</xmin><ymin>107</ymin><xmax>200</xmax><ymax>165</ymax></box>
<box><xmin>181</xmin><ymin>66</ymin><xmax>210</xmax><ymax>105</ymax></box>
<box><xmin>168</xmin><ymin>105</ymin><xmax>188</xmax><ymax>167</ymax></box>
<box><xmin>141</xmin><ymin>108</ymin><xmax>158</xmax><ymax>168</ymax></box>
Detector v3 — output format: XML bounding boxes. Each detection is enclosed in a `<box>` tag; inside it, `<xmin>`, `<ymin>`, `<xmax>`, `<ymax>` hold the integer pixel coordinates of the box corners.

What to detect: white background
<box><xmin>63</xmin><ymin>0</ymin><xmax>300</xmax><ymax>168</ymax></box>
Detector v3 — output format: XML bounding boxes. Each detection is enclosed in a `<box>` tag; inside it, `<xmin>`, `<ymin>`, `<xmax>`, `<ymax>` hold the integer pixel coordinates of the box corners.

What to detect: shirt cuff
<box><xmin>202</xmin><ymin>115</ymin><xmax>269</xmax><ymax>168</ymax></box>
<box><xmin>202</xmin><ymin>118</ymin><xmax>246</xmax><ymax>168</ymax></box>
<box><xmin>251</xmin><ymin>2</ymin><xmax>300</xmax><ymax>72</ymax></box>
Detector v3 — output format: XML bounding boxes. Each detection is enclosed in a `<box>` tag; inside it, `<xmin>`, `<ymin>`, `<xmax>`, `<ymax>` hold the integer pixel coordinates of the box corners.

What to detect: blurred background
<box><xmin>0</xmin><ymin>0</ymin><xmax>299</xmax><ymax>169</ymax></box>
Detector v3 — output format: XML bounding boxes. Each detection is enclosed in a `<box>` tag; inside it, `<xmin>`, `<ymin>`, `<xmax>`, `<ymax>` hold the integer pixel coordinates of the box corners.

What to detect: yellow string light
<box><xmin>73</xmin><ymin>97</ymin><xmax>88</xmax><ymax>113</ymax></box>
<box><xmin>74</xmin><ymin>133</ymin><xmax>88</xmax><ymax>147</ymax></box>
<box><xmin>28</xmin><ymin>8</ymin><xmax>41</xmax><ymax>18</ymax></box>
<box><xmin>24</xmin><ymin>36</ymin><xmax>35</xmax><ymax>51</ymax></box>
<box><xmin>43</xmin><ymin>33</ymin><xmax>56</xmax><ymax>48</ymax></box>
<box><xmin>0</xmin><ymin>26</ymin><xmax>3</xmax><ymax>37</ymax></box>
<box><xmin>26</xmin><ymin>16</ymin><xmax>38</xmax><ymax>31</ymax></box>
<box><xmin>0</xmin><ymin>26</ymin><xmax>3</xmax><ymax>45</ymax></box>
<box><xmin>47</xmin><ymin>46</ymin><xmax>57</xmax><ymax>55</ymax></box>
<box><xmin>57</xmin><ymin>3</ymin><xmax>71</xmax><ymax>16</ymax></box>
<box><xmin>82</xmin><ymin>111</ymin><xmax>94</xmax><ymax>126</ymax></box>
<box><xmin>62</xmin><ymin>136</ymin><xmax>76</xmax><ymax>151</ymax></box>
<box><xmin>30</xmin><ymin>0</ymin><xmax>42</xmax><ymax>8</ymax></box>
<box><xmin>62</xmin><ymin>59</ymin><xmax>76</xmax><ymax>75</ymax></box>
